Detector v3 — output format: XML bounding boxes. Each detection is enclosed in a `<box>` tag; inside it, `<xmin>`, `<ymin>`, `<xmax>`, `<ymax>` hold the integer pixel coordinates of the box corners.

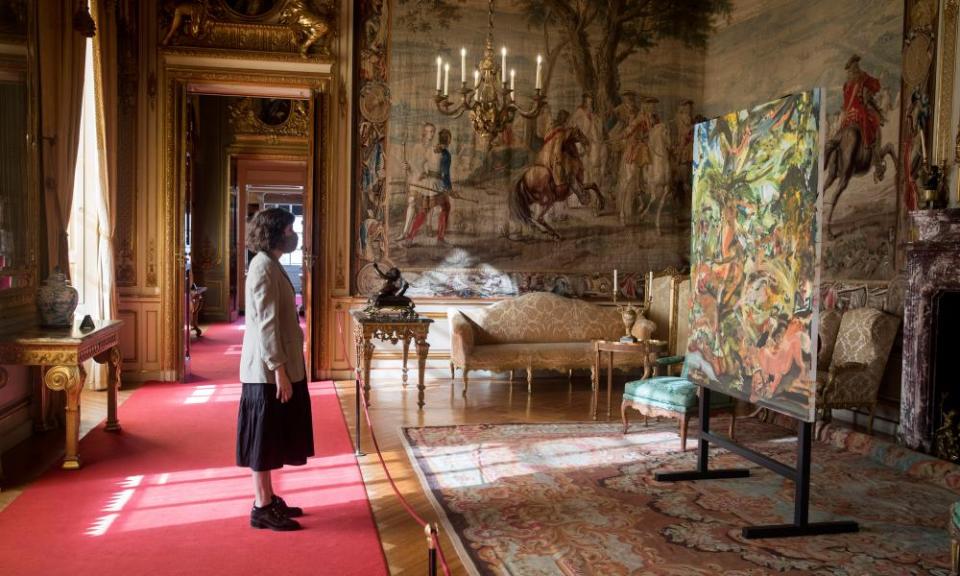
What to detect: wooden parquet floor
<box><xmin>336</xmin><ymin>371</ymin><xmax>612</xmax><ymax>576</ymax></box>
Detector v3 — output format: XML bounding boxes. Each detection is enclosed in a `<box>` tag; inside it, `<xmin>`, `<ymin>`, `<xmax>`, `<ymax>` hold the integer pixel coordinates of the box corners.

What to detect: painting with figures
<box><xmin>687</xmin><ymin>90</ymin><xmax>824</xmax><ymax>422</ymax></box>
<box><xmin>702</xmin><ymin>0</ymin><xmax>905</xmax><ymax>282</ymax></box>
<box><xmin>355</xmin><ymin>0</ymin><xmax>732</xmax><ymax>298</ymax></box>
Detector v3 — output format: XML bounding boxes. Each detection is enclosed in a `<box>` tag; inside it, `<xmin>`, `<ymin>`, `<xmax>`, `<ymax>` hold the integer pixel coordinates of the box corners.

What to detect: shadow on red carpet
<box><xmin>0</xmin><ymin>320</ymin><xmax>388</xmax><ymax>576</ymax></box>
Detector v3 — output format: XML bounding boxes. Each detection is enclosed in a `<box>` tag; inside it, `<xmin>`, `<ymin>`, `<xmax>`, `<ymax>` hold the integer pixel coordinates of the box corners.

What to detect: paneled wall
<box><xmin>117</xmin><ymin>0</ymin><xmax>164</xmax><ymax>381</ymax></box>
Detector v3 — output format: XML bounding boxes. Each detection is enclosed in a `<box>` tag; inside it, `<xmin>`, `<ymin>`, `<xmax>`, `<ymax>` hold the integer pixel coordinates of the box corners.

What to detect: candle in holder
<box><xmin>501</xmin><ymin>47</ymin><xmax>507</xmax><ymax>83</ymax></box>
<box><xmin>510</xmin><ymin>69</ymin><xmax>515</xmax><ymax>99</ymax></box>
<box><xmin>613</xmin><ymin>269</ymin><xmax>618</xmax><ymax>298</ymax></box>
<box><xmin>436</xmin><ymin>56</ymin><xmax>442</xmax><ymax>91</ymax></box>
<box><xmin>443</xmin><ymin>62</ymin><xmax>450</xmax><ymax>96</ymax></box>
<box><xmin>460</xmin><ymin>48</ymin><xmax>466</xmax><ymax>84</ymax></box>
<box><xmin>473</xmin><ymin>69</ymin><xmax>479</xmax><ymax>88</ymax></box>
<box><xmin>535</xmin><ymin>54</ymin><xmax>542</xmax><ymax>90</ymax></box>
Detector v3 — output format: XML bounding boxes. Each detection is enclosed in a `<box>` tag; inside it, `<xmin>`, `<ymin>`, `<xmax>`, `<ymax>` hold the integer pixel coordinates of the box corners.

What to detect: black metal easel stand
<box><xmin>654</xmin><ymin>387</ymin><xmax>859</xmax><ymax>539</ymax></box>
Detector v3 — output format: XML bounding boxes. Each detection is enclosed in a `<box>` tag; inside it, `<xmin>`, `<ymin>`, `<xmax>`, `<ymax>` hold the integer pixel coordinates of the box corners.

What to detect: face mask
<box><xmin>282</xmin><ymin>232</ymin><xmax>299</xmax><ymax>254</ymax></box>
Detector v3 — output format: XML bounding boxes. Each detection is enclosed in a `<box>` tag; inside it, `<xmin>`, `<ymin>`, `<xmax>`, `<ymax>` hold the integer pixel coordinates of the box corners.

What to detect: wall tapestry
<box><xmin>688</xmin><ymin>89</ymin><xmax>824</xmax><ymax>422</ymax></box>
<box><xmin>701</xmin><ymin>0</ymin><xmax>907</xmax><ymax>282</ymax></box>
<box><xmin>354</xmin><ymin>0</ymin><xmax>732</xmax><ymax>298</ymax></box>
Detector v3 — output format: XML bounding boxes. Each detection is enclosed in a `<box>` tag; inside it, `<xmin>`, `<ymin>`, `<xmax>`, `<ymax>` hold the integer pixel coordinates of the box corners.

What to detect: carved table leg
<box><xmin>361</xmin><ymin>337</ymin><xmax>374</xmax><ymax>406</ymax></box>
<box><xmin>95</xmin><ymin>347</ymin><xmax>123</xmax><ymax>432</ymax></box>
<box><xmin>593</xmin><ymin>343</ymin><xmax>600</xmax><ymax>420</ymax></box>
<box><xmin>607</xmin><ymin>351</ymin><xmax>614</xmax><ymax>419</ymax></box>
<box><xmin>415</xmin><ymin>334</ymin><xmax>430</xmax><ymax>409</ymax></box>
<box><xmin>44</xmin><ymin>364</ymin><xmax>86</xmax><ymax>470</ymax></box>
<box><xmin>401</xmin><ymin>335</ymin><xmax>411</xmax><ymax>387</ymax></box>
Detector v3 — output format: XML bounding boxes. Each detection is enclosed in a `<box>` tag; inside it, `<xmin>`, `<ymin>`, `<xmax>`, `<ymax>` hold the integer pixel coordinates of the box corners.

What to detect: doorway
<box><xmin>165</xmin><ymin>75</ymin><xmax>326</xmax><ymax>383</ymax></box>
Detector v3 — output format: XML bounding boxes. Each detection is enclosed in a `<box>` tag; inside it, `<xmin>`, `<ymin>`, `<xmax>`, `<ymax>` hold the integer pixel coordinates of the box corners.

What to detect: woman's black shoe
<box><xmin>251</xmin><ymin>502</ymin><xmax>301</xmax><ymax>531</ymax></box>
<box><xmin>272</xmin><ymin>495</ymin><xmax>304</xmax><ymax>518</ymax></box>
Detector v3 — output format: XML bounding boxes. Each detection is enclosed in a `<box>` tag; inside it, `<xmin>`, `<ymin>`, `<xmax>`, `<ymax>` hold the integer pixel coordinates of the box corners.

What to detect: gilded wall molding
<box><xmin>159</xmin><ymin>0</ymin><xmax>335</xmax><ymax>60</ymax></box>
<box><xmin>936</xmin><ymin>0</ymin><xmax>958</xmax><ymax>165</ymax></box>
<box><xmin>228</xmin><ymin>96</ymin><xmax>310</xmax><ymax>138</ymax></box>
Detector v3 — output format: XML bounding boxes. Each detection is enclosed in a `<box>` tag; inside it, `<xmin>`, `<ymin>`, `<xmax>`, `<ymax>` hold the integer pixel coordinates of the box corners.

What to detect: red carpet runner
<box><xmin>0</xmin><ymin>320</ymin><xmax>388</xmax><ymax>576</ymax></box>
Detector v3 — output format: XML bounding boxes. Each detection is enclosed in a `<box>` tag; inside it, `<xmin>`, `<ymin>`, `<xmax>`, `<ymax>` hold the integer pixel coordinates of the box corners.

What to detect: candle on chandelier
<box><xmin>473</xmin><ymin>69</ymin><xmax>479</xmax><ymax>88</ymax></box>
<box><xmin>510</xmin><ymin>69</ymin><xmax>515</xmax><ymax>99</ymax></box>
<box><xmin>501</xmin><ymin>47</ymin><xmax>507</xmax><ymax>84</ymax></box>
<box><xmin>535</xmin><ymin>54</ymin><xmax>542</xmax><ymax>90</ymax></box>
<box><xmin>460</xmin><ymin>48</ymin><xmax>466</xmax><ymax>85</ymax></box>
<box><xmin>613</xmin><ymin>269</ymin><xmax>618</xmax><ymax>296</ymax></box>
<box><xmin>436</xmin><ymin>56</ymin><xmax>442</xmax><ymax>91</ymax></box>
<box><xmin>443</xmin><ymin>62</ymin><xmax>450</xmax><ymax>96</ymax></box>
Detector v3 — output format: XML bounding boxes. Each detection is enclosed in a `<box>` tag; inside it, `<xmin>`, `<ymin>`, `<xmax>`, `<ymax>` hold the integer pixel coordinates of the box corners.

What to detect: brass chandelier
<box><xmin>433</xmin><ymin>0</ymin><xmax>546</xmax><ymax>142</ymax></box>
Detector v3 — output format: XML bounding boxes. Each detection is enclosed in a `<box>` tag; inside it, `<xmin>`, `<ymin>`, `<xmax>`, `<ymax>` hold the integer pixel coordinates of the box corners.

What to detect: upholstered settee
<box><xmin>448</xmin><ymin>292</ymin><xmax>655</xmax><ymax>396</ymax></box>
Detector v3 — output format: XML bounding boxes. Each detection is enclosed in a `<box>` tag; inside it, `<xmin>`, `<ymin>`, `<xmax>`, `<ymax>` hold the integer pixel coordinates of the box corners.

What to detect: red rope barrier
<box><xmin>336</xmin><ymin>313</ymin><xmax>452</xmax><ymax>576</ymax></box>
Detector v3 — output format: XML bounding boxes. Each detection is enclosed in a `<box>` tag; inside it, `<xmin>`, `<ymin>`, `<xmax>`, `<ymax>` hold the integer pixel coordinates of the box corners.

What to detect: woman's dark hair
<box><xmin>246</xmin><ymin>207</ymin><xmax>295</xmax><ymax>253</ymax></box>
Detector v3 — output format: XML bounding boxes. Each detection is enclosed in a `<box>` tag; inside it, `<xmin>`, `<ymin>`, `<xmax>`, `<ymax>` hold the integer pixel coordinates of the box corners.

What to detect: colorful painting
<box><xmin>354</xmin><ymin>0</ymin><xmax>732</xmax><ymax>298</ymax></box>
<box><xmin>687</xmin><ymin>90</ymin><xmax>824</xmax><ymax>422</ymax></box>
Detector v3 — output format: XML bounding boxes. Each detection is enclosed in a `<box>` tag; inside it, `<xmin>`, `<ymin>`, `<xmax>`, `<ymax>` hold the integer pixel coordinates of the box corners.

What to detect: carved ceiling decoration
<box><xmin>228</xmin><ymin>97</ymin><xmax>310</xmax><ymax>142</ymax></box>
<box><xmin>159</xmin><ymin>0</ymin><xmax>336</xmax><ymax>59</ymax></box>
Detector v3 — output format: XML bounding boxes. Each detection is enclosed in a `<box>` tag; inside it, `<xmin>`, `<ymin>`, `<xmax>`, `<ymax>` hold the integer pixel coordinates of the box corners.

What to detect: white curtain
<box><xmin>79</xmin><ymin>0</ymin><xmax>119</xmax><ymax>390</ymax></box>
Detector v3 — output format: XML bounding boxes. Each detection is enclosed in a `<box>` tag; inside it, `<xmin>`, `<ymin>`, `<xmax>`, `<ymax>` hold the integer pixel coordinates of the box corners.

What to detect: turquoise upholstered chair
<box><xmin>621</xmin><ymin>277</ymin><xmax>736</xmax><ymax>451</ymax></box>
<box><xmin>621</xmin><ymin>360</ymin><xmax>736</xmax><ymax>451</ymax></box>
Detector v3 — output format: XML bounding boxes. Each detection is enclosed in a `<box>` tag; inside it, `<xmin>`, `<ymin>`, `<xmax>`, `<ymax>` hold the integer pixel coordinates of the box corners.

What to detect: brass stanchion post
<box><xmin>425</xmin><ymin>523</ymin><xmax>438</xmax><ymax>576</ymax></box>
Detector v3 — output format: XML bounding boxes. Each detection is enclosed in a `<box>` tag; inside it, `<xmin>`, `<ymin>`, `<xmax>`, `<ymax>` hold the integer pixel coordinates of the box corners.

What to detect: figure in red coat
<box><xmin>840</xmin><ymin>55</ymin><xmax>884</xmax><ymax>167</ymax></box>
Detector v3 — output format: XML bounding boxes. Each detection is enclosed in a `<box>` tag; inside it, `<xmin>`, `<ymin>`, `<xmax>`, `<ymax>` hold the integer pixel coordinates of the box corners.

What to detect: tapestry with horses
<box><xmin>688</xmin><ymin>89</ymin><xmax>825</xmax><ymax>422</ymax></box>
<box><xmin>353</xmin><ymin>0</ymin><xmax>730</xmax><ymax>298</ymax></box>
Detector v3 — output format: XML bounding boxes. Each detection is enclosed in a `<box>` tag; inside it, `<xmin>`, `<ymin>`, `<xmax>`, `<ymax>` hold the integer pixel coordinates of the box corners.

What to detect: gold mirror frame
<box><xmin>0</xmin><ymin>0</ymin><xmax>39</xmax><ymax>327</ymax></box>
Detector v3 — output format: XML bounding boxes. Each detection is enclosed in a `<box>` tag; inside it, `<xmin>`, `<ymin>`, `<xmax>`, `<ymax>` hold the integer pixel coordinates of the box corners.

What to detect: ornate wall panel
<box><xmin>117</xmin><ymin>0</ymin><xmax>140</xmax><ymax>287</ymax></box>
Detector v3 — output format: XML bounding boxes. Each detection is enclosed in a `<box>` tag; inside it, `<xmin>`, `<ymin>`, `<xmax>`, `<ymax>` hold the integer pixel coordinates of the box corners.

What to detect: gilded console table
<box><xmin>0</xmin><ymin>320</ymin><xmax>123</xmax><ymax>469</ymax></box>
<box><xmin>352</xmin><ymin>312</ymin><xmax>433</xmax><ymax>409</ymax></box>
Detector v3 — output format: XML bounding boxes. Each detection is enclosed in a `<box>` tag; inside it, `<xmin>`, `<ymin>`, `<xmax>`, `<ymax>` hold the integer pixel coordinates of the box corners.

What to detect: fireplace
<box><xmin>900</xmin><ymin>209</ymin><xmax>960</xmax><ymax>453</ymax></box>
<box><xmin>932</xmin><ymin>291</ymin><xmax>960</xmax><ymax>460</ymax></box>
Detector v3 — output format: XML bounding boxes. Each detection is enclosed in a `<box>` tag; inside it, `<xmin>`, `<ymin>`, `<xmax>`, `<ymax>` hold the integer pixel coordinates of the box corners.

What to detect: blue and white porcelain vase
<box><xmin>37</xmin><ymin>268</ymin><xmax>78</xmax><ymax>327</ymax></box>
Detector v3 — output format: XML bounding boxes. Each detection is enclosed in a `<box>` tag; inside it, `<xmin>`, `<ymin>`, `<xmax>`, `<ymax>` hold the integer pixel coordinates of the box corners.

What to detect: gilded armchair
<box><xmin>815</xmin><ymin>307</ymin><xmax>900</xmax><ymax>435</ymax></box>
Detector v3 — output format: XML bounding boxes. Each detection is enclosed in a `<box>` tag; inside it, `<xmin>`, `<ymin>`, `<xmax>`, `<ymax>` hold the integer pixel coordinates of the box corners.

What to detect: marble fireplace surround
<box><xmin>900</xmin><ymin>209</ymin><xmax>960</xmax><ymax>452</ymax></box>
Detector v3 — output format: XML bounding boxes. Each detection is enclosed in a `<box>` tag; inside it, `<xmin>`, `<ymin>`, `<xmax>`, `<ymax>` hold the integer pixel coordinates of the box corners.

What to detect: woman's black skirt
<box><xmin>236</xmin><ymin>379</ymin><xmax>315</xmax><ymax>471</ymax></box>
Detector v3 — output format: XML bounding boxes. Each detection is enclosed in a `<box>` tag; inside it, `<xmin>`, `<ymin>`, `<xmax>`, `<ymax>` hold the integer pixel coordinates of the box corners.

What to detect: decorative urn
<box><xmin>37</xmin><ymin>268</ymin><xmax>79</xmax><ymax>327</ymax></box>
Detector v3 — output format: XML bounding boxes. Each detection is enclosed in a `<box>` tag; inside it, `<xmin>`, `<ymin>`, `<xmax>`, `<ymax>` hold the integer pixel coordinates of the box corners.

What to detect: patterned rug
<box><xmin>401</xmin><ymin>418</ymin><xmax>956</xmax><ymax>575</ymax></box>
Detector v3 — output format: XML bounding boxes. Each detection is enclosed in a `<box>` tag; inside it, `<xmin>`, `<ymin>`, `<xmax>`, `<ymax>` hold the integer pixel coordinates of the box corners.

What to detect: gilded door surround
<box><xmin>160</xmin><ymin>56</ymin><xmax>332</xmax><ymax>380</ymax></box>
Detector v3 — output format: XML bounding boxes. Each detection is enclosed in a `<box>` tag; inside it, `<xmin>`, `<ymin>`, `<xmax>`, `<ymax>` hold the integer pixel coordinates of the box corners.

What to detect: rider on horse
<box><xmin>536</xmin><ymin>109</ymin><xmax>585</xmax><ymax>195</ymax></box>
<box><xmin>839</xmin><ymin>55</ymin><xmax>885</xmax><ymax>171</ymax></box>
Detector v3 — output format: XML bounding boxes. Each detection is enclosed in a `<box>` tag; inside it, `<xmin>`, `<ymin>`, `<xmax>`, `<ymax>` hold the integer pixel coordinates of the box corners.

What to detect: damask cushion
<box><xmin>623</xmin><ymin>377</ymin><xmax>732</xmax><ymax>413</ymax></box>
<box><xmin>832</xmin><ymin>308</ymin><xmax>899</xmax><ymax>376</ymax></box>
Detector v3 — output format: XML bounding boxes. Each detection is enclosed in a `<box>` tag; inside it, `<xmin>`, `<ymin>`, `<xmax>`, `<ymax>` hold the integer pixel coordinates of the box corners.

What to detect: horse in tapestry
<box><xmin>509</xmin><ymin>127</ymin><xmax>604</xmax><ymax>240</ymax></box>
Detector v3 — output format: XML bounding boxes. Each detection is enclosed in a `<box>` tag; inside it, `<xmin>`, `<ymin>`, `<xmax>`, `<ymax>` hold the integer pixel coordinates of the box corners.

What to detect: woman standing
<box><xmin>237</xmin><ymin>208</ymin><xmax>313</xmax><ymax>531</ymax></box>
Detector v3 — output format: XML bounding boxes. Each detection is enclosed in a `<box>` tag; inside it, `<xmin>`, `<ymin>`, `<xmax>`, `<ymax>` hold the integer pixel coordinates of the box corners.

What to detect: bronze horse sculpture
<box><xmin>823</xmin><ymin>123</ymin><xmax>897</xmax><ymax>238</ymax></box>
<box><xmin>509</xmin><ymin>127</ymin><xmax>604</xmax><ymax>240</ymax></box>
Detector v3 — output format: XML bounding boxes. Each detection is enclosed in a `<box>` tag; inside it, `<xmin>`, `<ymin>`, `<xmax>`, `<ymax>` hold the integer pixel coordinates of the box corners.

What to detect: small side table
<box><xmin>0</xmin><ymin>320</ymin><xmax>123</xmax><ymax>469</ymax></box>
<box><xmin>593</xmin><ymin>339</ymin><xmax>668</xmax><ymax>420</ymax></box>
<box><xmin>352</xmin><ymin>312</ymin><xmax>433</xmax><ymax>409</ymax></box>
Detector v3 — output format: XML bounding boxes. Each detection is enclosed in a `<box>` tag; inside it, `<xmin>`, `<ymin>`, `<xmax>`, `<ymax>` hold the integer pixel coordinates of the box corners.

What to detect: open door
<box><xmin>303</xmin><ymin>92</ymin><xmax>329</xmax><ymax>381</ymax></box>
<box><xmin>174</xmin><ymin>84</ymin><xmax>190</xmax><ymax>381</ymax></box>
